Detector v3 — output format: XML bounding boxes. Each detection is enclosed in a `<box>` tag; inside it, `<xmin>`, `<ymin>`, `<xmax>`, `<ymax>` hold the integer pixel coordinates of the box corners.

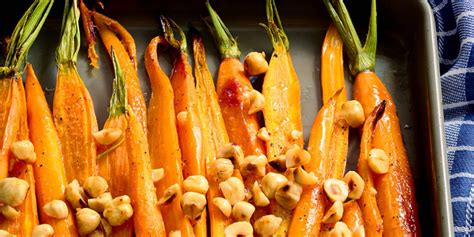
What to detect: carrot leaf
<box><xmin>160</xmin><ymin>16</ymin><xmax>187</xmax><ymax>53</ymax></box>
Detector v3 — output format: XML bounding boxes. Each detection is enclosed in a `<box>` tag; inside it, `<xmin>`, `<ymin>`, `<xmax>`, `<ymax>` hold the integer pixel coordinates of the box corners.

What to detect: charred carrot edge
<box><xmin>260</xmin><ymin>0</ymin><xmax>303</xmax><ymax>234</ymax></box>
<box><xmin>79</xmin><ymin>0</ymin><xmax>99</xmax><ymax>68</ymax></box>
<box><xmin>324</xmin><ymin>0</ymin><xmax>421</xmax><ymax>234</ymax></box>
<box><xmin>26</xmin><ymin>64</ymin><xmax>78</xmax><ymax>236</ymax></box>
<box><xmin>88</xmin><ymin>9</ymin><xmax>147</xmax><ymax>133</ymax></box>
<box><xmin>126</xmin><ymin>105</ymin><xmax>166</xmax><ymax>236</ymax></box>
<box><xmin>0</xmin><ymin>78</ymin><xmax>39</xmax><ymax>236</ymax></box>
<box><xmin>53</xmin><ymin>0</ymin><xmax>98</xmax><ymax>184</ymax></box>
<box><xmin>289</xmin><ymin>98</ymin><xmax>336</xmax><ymax>236</ymax></box>
<box><xmin>97</xmin><ymin>49</ymin><xmax>133</xmax><ymax>236</ymax></box>
<box><xmin>358</xmin><ymin>101</ymin><xmax>386</xmax><ymax>237</ymax></box>
<box><xmin>342</xmin><ymin>200</ymin><xmax>365</xmax><ymax>236</ymax></box>
<box><xmin>145</xmin><ymin>35</ymin><xmax>194</xmax><ymax>236</ymax></box>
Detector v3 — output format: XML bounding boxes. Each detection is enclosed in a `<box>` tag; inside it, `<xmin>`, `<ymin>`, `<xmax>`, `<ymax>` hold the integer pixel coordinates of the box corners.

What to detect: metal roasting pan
<box><xmin>1</xmin><ymin>0</ymin><xmax>453</xmax><ymax>235</ymax></box>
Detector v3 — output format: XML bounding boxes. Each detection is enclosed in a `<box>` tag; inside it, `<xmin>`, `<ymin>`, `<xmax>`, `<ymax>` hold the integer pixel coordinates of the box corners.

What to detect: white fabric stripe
<box><xmin>442</xmin><ymin>67</ymin><xmax>474</xmax><ymax>77</ymax></box>
<box><xmin>451</xmin><ymin>172</ymin><xmax>474</xmax><ymax>179</ymax></box>
<box><xmin>452</xmin><ymin>196</ymin><xmax>472</xmax><ymax>202</ymax></box>
<box><xmin>444</xmin><ymin>100</ymin><xmax>474</xmax><ymax>110</ymax></box>
<box><xmin>448</xmin><ymin>146</ymin><xmax>474</xmax><ymax>152</ymax></box>
<box><xmin>433</xmin><ymin>0</ymin><xmax>448</xmax><ymax>12</ymax></box>
<box><xmin>465</xmin><ymin>184</ymin><xmax>474</xmax><ymax>234</ymax></box>
<box><xmin>456</xmin><ymin>11</ymin><xmax>474</xmax><ymax>23</ymax></box>
<box><xmin>445</xmin><ymin>120</ymin><xmax>474</xmax><ymax>126</ymax></box>
<box><xmin>440</xmin><ymin>37</ymin><xmax>474</xmax><ymax>64</ymax></box>
<box><xmin>437</xmin><ymin>28</ymin><xmax>457</xmax><ymax>37</ymax></box>
<box><xmin>454</xmin><ymin>226</ymin><xmax>474</xmax><ymax>232</ymax></box>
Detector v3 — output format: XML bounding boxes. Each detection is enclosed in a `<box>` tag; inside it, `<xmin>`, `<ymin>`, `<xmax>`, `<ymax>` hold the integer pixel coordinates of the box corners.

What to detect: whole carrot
<box><xmin>145</xmin><ymin>34</ymin><xmax>194</xmax><ymax>236</ymax></box>
<box><xmin>80</xmin><ymin>4</ymin><xmax>147</xmax><ymax>132</ymax></box>
<box><xmin>97</xmin><ymin>49</ymin><xmax>133</xmax><ymax>236</ymax></box>
<box><xmin>324</xmin><ymin>0</ymin><xmax>420</xmax><ymax>235</ymax></box>
<box><xmin>53</xmin><ymin>0</ymin><xmax>98</xmax><ymax>184</ymax></box>
<box><xmin>0</xmin><ymin>0</ymin><xmax>53</xmax><ymax>234</ymax></box>
<box><xmin>26</xmin><ymin>64</ymin><xmax>78</xmax><ymax>236</ymax></box>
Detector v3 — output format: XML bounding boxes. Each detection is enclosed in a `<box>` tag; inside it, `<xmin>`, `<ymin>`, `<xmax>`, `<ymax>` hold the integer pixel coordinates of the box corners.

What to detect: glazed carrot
<box><xmin>0</xmin><ymin>79</ymin><xmax>19</xmax><ymax>180</ymax></box>
<box><xmin>158</xmin><ymin>18</ymin><xmax>208</xmax><ymax>236</ymax></box>
<box><xmin>86</xmin><ymin>8</ymin><xmax>147</xmax><ymax>131</ymax></box>
<box><xmin>97</xmin><ymin>49</ymin><xmax>133</xmax><ymax>236</ymax></box>
<box><xmin>53</xmin><ymin>0</ymin><xmax>98</xmax><ymax>184</ymax></box>
<box><xmin>0</xmin><ymin>78</ymin><xmax>39</xmax><ymax>236</ymax></box>
<box><xmin>342</xmin><ymin>200</ymin><xmax>365</xmax><ymax>236</ymax></box>
<box><xmin>357</xmin><ymin>101</ymin><xmax>385</xmax><ymax>236</ymax></box>
<box><xmin>26</xmin><ymin>64</ymin><xmax>78</xmax><ymax>236</ymax></box>
<box><xmin>205</xmin><ymin>2</ymin><xmax>266</xmax><ymax>157</ymax></box>
<box><xmin>321</xmin><ymin>25</ymin><xmax>346</xmax><ymax>106</ymax></box>
<box><xmin>126</xmin><ymin>104</ymin><xmax>166</xmax><ymax>236</ymax></box>
<box><xmin>79</xmin><ymin>0</ymin><xmax>99</xmax><ymax>68</ymax></box>
<box><xmin>145</xmin><ymin>35</ymin><xmax>194</xmax><ymax>236</ymax></box>
<box><xmin>324</xmin><ymin>0</ymin><xmax>420</xmax><ymax>235</ymax></box>
<box><xmin>205</xmin><ymin>4</ymin><xmax>265</xmax><ymax>235</ymax></box>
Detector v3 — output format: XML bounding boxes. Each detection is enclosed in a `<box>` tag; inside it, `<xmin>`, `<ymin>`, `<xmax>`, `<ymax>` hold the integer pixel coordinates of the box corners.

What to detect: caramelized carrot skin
<box><xmin>354</xmin><ymin>71</ymin><xmax>420</xmax><ymax>236</ymax></box>
<box><xmin>217</xmin><ymin>58</ymin><xmax>265</xmax><ymax>156</ymax></box>
<box><xmin>126</xmin><ymin>107</ymin><xmax>166</xmax><ymax>237</ymax></box>
<box><xmin>0</xmin><ymin>78</ymin><xmax>39</xmax><ymax>236</ymax></box>
<box><xmin>343</xmin><ymin>200</ymin><xmax>365</xmax><ymax>236</ymax></box>
<box><xmin>25</xmin><ymin>64</ymin><xmax>78</xmax><ymax>236</ymax></box>
<box><xmin>91</xmin><ymin>11</ymin><xmax>147</xmax><ymax>132</ymax></box>
<box><xmin>145</xmin><ymin>36</ymin><xmax>194</xmax><ymax>236</ymax></box>
<box><xmin>0</xmin><ymin>78</ymin><xmax>20</xmax><ymax>180</ymax></box>
<box><xmin>321</xmin><ymin>25</ymin><xmax>346</xmax><ymax>105</ymax></box>
<box><xmin>53</xmin><ymin>64</ymin><xmax>98</xmax><ymax>184</ymax></box>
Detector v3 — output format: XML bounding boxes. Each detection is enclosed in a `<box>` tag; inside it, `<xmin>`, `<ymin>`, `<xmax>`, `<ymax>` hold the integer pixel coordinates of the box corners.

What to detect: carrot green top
<box><xmin>323</xmin><ymin>0</ymin><xmax>377</xmax><ymax>76</ymax></box>
<box><xmin>204</xmin><ymin>1</ymin><xmax>241</xmax><ymax>59</ymax></box>
<box><xmin>56</xmin><ymin>0</ymin><xmax>81</xmax><ymax>65</ymax></box>
<box><xmin>0</xmin><ymin>0</ymin><xmax>54</xmax><ymax>77</ymax></box>
<box><xmin>108</xmin><ymin>48</ymin><xmax>128</xmax><ymax>118</ymax></box>
<box><xmin>261</xmin><ymin>0</ymin><xmax>289</xmax><ymax>51</ymax></box>
<box><xmin>160</xmin><ymin>15</ymin><xmax>188</xmax><ymax>53</ymax></box>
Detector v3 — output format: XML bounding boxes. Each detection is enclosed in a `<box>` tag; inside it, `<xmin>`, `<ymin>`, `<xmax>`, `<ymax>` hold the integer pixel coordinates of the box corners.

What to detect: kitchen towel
<box><xmin>429</xmin><ymin>0</ymin><xmax>474</xmax><ymax>236</ymax></box>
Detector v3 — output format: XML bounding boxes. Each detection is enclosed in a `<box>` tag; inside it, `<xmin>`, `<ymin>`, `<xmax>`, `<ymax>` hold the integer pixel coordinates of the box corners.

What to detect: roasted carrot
<box><xmin>85</xmin><ymin>8</ymin><xmax>147</xmax><ymax>132</ymax></box>
<box><xmin>53</xmin><ymin>0</ymin><xmax>98</xmax><ymax>184</ymax></box>
<box><xmin>26</xmin><ymin>64</ymin><xmax>78</xmax><ymax>236</ymax></box>
<box><xmin>342</xmin><ymin>200</ymin><xmax>365</xmax><ymax>236</ymax></box>
<box><xmin>0</xmin><ymin>0</ymin><xmax>52</xmax><ymax>234</ymax></box>
<box><xmin>357</xmin><ymin>101</ymin><xmax>386</xmax><ymax>236</ymax></box>
<box><xmin>324</xmin><ymin>0</ymin><xmax>420</xmax><ymax>235</ymax></box>
<box><xmin>145</xmin><ymin>35</ymin><xmax>194</xmax><ymax>236</ymax></box>
<box><xmin>126</xmin><ymin>104</ymin><xmax>166</xmax><ymax>236</ymax></box>
<box><xmin>97</xmin><ymin>49</ymin><xmax>133</xmax><ymax>236</ymax></box>
<box><xmin>79</xmin><ymin>0</ymin><xmax>99</xmax><ymax>68</ymax></box>
<box><xmin>0</xmin><ymin>78</ymin><xmax>39</xmax><ymax>236</ymax></box>
<box><xmin>205</xmin><ymin>3</ymin><xmax>266</xmax><ymax>235</ymax></box>
<box><xmin>321</xmin><ymin>25</ymin><xmax>346</xmax><ymax>106</ymax></box>
<box><xmin>205</xmin><ymin>2</ymin><xmax>266</xmax><ymax>157</ymax></box>
<box><xmin>158</xmin><ymin>17</ymin><xmax>208</xmax><ymax>236</ymax></box>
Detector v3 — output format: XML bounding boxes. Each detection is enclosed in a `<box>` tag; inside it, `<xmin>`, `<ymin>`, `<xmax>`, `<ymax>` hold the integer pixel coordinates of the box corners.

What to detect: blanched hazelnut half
<box><xmin>181</xmin><ymin>192</ymin><xmax>207</xmax><ymax>220</ymax></box>
<box><xmin>0</xmin><ymin>205</ymin><xmax>19</xmax><ymax>219</ymax></box>
<box><xmin>10</xmin><ymin>140</ymin><xmax>36</xmax><ymax>163</ymax></box>
<box><xmin>252</xmin><ymin>181</ymin><xmax>270</xmax><ymax>207</ymax></box>
<box><xmin>343</xmin><ymin>171</ymin><xmax>365</xmax><ymax>200</ymax></box>
<box><xmin>244</xmin><ymin>51</ymin><xmax>268</xmax><ymax>76</ymax></box>
<box><xmin>275</xmin><ymin>181</ymin><xmax>303</xmax><ymax>210</ymax></box>
<box><xmin>43</xmin><ymin>200</ymin><xmax>68</xmax><ymax>219</ymax></box>
<box><xmin>285</xmin><ymin>147</ymin><xmax>311</xmax><ymax>168</ymax></box>
<box><xmin>219</xmin><ymin>177</ymin><xmax>245</xmax><ymax>205</ymax></box>
<box><xmin>103</xmin><ymin>200</ymin><xmax>133</xmax><ymax>226</ymax></box>
<box><xmin>152</xmin><ymin>168</ymin><xmax>164</xmax><ymax>183</ymax></box>
<box><xmin>240</xmin><ymin>155</ymin><xmax>267</xmax><ymax>177</ymax></box>
<box><xmin>65</xmin><ymin>179</ymin><xmax>87</xmax><ymax>209</ymax></box>
<box><xmin>232</xmin><ymin>201</ymin><xmax>255</xmax><ymax>222</ymax></box>
<box><xmin>169</xmin><ymin>230</ymin><xmax>182</xmax><ymax>237</ymax></box>
<box><xmin>32</xmin><ymin>224</ymin><xmax>54</xmax><ymax>237</ymax></box>
<box><xmin>93</xmin><ymin>128</ymin><xmax>122</xmax><ymax>145</ymax></box>
<box><xmin>323</xmin><ymin>178</ymin><xmax>349</xmax><ymax>203</ymax></box>
<box><xmin>253</xmin><ymin>215</ymin><xmax>283</xmax><ymax>236</ymax></box>
<box><xmin>183</xmin><ymin>175</ymin><xmax>209</xmax><ymax>194</ymax></box>
<box><xmin>322</xmin><ymin>200</ymin><xmax>344</xmax><ymax>224</ymax></box>
<box><xmin>247</xmin><ymin>90</ymin><xmax>265</xmax><ymax>115</ymax></box>
<box><xmin>224</xmin><ymin>221</ymin><xmax>253</xmax><ymax>237</ymax></box>
<box><xmin>158</xmin><ymin>184</ymin><xmax>180</xmax><ymax>205</ymax></box>
<box><xmin>212</xmin><ymin>197</ymin><xmax>232</xmax><ymax>217</ymax></box>
<box><xmin>268</xmin><ymin>155</ymin><xmax>287</xmax><ymax>172</ymax></box>
<box><xmin>88</xmin><ymin>192</ymin><xmax>112</xmax><ymax>213</ymax></box>
<box><xmin>341</xmin><ymin>100</ymin><xmax>365</xmax><ymax>128</ymax></box>
<box><xmin>261</xmin><ymin>172</ymin><xmax>288</xmax><ymax>199</ymax></box>
<box><xmin>329</xmin><ymin>221</ymin><xmax>352</xmax><ymax>237</ymax></box>
<box><xmin>212</xmin><ymin>158</ymin><xmax>234</xmax><ymax>182</ymax></box>
<box><xmin>293</xmin><ymin>167</ymin><xmax>318</xmax><ymax>186</ymax></box>
<box><xmin>216</xmin><ymin>143</ymin><xmax>244</xmax><ymax>167</ymax></box>
<box><xmin>257</xmin><ymin>127</ymin><xmax>271</xmax><ymax>142</ymax></box>
<box><xmin>368</xmin><ymin>148</ymin><xmax>389</xmax><ymax>174</ymax></box>
<box><xmin>83</xmin><ymin>176</ymin><xmax>109</xmax><ymax>198</ymax></box>
<box><xmin>76</xmin><ymin>208</ymin><xmax>101</xmax><ymax>236</ymax></box>
<box><xmin>0</xmin><ymin>177</ymin><xmax>29</xmax><ymax>207</ymax></box>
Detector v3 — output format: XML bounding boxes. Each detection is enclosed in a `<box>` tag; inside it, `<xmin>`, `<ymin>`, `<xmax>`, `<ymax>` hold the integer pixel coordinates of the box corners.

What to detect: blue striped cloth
<box><xmin>428</xmin><ymin>0</ymin><xmax>474</xmax><ymax>236</ymax></box>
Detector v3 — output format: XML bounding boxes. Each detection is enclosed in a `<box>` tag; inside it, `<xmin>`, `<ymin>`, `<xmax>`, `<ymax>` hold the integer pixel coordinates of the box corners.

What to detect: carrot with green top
<box><xmin>53</xmin><ymin>0</ymin><xmax>98</xmax><ymax>184</ymax></box>
<box><xmin>324</xmin><ymin>0</ymin><xmax>420</xmax><ymax>235</ymax></box>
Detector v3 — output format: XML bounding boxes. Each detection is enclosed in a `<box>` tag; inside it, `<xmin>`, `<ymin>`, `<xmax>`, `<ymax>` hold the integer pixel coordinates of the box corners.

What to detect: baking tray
<box><xmin>1</xmin><ymin>0</ymin><xmax>452</xmax><ymax>236</ymax></box>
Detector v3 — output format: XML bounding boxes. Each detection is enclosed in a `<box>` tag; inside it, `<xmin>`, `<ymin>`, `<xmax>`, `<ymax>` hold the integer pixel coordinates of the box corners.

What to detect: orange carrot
<box><xmin>26</xmin><ymin>64</ymin><xmax>78</xmax><ymax>236</ymax></box>
<box><xmin>53</xmin><ymin>0</ymin><xmax>98</xmax><ymax>184</ymax></box>
<box><xmin>342</xmin><ymin>200</ymin><xmax>365</xmax><ymax>236</ymax></box>
<box><xmin>0</xmin><ymin>79</ymin><xmax>19</xmax><ymax>180</ymax></box>
<box><xmin>324</xmin><ymin>0</ymin><xmax>420</xmax><ymax>234</ymax></box>
<box><xmin>145</xmin><ymin>35</ymin><xmax>194</xmax><ymax>236</ymax></box>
